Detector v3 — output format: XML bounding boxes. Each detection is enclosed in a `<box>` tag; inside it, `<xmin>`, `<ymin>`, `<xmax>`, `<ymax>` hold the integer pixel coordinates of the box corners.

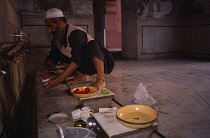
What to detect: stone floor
<box><xmin>106</xmin><ymin>58</ymin><xmax>210</xmax><ymax>138</ymax></box>
<box><xmin>27</xmin><ymin>48</ymin><xmax>210</xmax><ymax>138</ymax></box>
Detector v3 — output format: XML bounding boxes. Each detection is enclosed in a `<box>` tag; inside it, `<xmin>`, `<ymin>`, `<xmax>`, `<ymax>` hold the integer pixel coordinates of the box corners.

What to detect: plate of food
<box><xmin>71</xmin><ymin>86</ymin><xmax>99</xmax><ymax>98</ymax></box>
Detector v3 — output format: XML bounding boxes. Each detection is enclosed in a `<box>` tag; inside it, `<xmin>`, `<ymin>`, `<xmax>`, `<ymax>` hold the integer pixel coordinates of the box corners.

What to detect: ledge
<box><xmin>35</xmin><ymin>72</ymin><xmax>80</xmax><ymax>138</ymax></box>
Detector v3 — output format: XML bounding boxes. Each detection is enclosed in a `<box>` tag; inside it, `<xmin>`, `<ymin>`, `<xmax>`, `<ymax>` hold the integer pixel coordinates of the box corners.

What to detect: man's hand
<box><xmin>43</xmin><ymin>77</ymin><xmax>62</xmax><ymax>89</ymax></box>
<box><xmin>41</xmin><ymin>69</ymin><xmax>50</xmax><ymax>79</ymax></box>
<box><xmin>43</xmin><ymin>61</ymin><xmax>79</xmax><ymax>89</ymax></box>
<box><xmin>42</xmin><ymin>60</ymin><xmax>55</xmax><ymax>79</ymax></box>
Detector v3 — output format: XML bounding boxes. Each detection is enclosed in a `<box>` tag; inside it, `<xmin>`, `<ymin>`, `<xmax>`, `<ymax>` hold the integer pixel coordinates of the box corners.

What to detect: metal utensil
<box><xmin>86</xmin><ymin>117</ymin><xmax>101</xmax><ymax>134</ymax></box>
<box><xmin>56</xmin><ymin>124</ymin><xmax>97</xmax><ymax>138</ymax></box>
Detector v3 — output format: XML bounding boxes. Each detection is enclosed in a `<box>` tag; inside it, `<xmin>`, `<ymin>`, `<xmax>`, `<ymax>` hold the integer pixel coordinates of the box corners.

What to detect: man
<box><xmin>41</xmin><ymin>8</ymin><xmax>114</xmax><ymax>89</ymax></box>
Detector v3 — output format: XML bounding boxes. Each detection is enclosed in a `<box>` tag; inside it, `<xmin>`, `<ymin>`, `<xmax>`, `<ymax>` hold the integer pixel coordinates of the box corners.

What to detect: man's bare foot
<box><xmin>67</xmin><ymin>71</ymin><xmax>87</xmax><ymax>84</ymax></box>
<box><xmin>91</xmin><ymin>79</ymin><xmax>106</xmax><ymax>89</ymax></box>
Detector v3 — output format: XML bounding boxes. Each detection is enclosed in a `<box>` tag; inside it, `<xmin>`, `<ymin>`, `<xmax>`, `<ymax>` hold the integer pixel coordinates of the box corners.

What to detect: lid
<box><xmin>66</xmin><ymin>127</ymin><xmax>96</xmax><ymax>138</ymax></box>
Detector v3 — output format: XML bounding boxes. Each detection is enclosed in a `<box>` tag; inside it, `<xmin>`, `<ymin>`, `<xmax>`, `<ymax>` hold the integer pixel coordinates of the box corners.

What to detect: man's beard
<box><xmin>52</xmin><ymin>26</ymin><xmax>67</xmax><ymax>49</ymax></box>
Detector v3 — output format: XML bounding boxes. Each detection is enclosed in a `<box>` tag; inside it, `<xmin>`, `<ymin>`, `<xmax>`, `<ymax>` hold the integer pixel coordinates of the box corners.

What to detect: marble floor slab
<box><xmin>102</xmin><ymin>58</ymin><xmax>210</xmax><ymax>138</ymax></box>
<box><xmin>31</xmin><ymin>48</ymin><xmax>210</xmax><ymax>138</ymax></box>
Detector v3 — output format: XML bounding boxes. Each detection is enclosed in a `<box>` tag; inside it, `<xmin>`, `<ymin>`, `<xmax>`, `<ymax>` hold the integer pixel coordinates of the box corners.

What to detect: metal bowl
<box><xmin>56</xmin><ymin>124</ymin><xmax>96</xmax><ymax>138</ymax></box>
<box><xmin>116</xmin><ymin>105</ymin><xmax>158</xmax><ymax>129</ymax></box>
<box><xmin>71</xmin><ymin>86</ymin><xmax>99</xmax><ymax>98</ymax></box>
<box><xmin>86</xmin><ymin>117</ymin><xmax>101</xmax><ymax>134</ymax></box>
<box><xmin>74</xmin><ymin>120</ymin><xmax>86</xmax><ymax>128</ymax></box>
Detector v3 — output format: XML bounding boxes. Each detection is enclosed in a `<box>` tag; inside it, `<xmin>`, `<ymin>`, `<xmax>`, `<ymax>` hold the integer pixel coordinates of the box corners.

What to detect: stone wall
<box><xmin>0</xmin><ymin>0</ymin><xmax>20</xmax><ymax>43</ymax></box>
<box><xmin>0</xmin><ymin>0</ymin><xmax>29</xmax><ymax>137</ymax></box>
<box><xmin>16</xmin><ymin>0</ymin><xmax>95</xmax><ymax>85</ymax></box>
<box><xmin>15</xmin><ymin>0</ymin><xmax>94</xmax><ymax>47</ymax></box>
<box><xmin>21</xmin><ymin>14</ymin><xmax>94</xmax><ymax>47</ymax></box>
<box><xmin>185</xmin><ymin>18</ymin><xmax>210</xmax><ymax>55</ymax></box>
<box><xmin>137</xmin><ymin>18</ymin><xmax>188</xmax><ymax>59</ymax></box>
<box><xmin>136</xmin><ymin>0</ymin><xmax>209</xmax><ymax>18</ymax></box>
<box><xmin>121</xmin><ymin>0</ymin><xmax>138</xmax><ymax>59</ymax></box>
<box><xmin>122</xmin><ymin>0</ymin><xmax>210</xmax><ymax>59</ymax></box>
<box><xmin>14</xmin><ymin>0</ymin><xmax>93</xmax><ymax>14</ymax></box>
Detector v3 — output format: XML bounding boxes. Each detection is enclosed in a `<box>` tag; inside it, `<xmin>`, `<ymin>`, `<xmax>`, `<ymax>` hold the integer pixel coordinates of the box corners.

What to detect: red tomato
<box><xmin>85</xmin><ymin>87</ymin><xmax>90</xmax><ymax>92</ymax></box>
<box><xmin>80</xmin><ymin>91</ymin><xmax>85</xmax><ymax>94</ymax></box>
<box><xmin>74</xmin><ymin>89</ymin><xmax>80</xmax><ymax>93</ymax></box>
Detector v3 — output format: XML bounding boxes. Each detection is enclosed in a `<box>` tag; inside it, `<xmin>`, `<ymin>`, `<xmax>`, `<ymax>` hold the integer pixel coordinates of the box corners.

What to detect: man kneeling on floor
<box><xmin>41</xmin><ymin>8</ymin><xmax>114</xmax><ymax>89</ymax></box>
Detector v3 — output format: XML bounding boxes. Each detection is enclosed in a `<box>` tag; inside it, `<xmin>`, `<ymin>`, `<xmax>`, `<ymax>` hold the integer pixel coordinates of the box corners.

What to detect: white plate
<box><xmin>42</xmin><ymin>78</ymin><xmax>50</xmax><ymax>83</ymax></box>
<box><xmin>46</xmin><ymin>112</ymin><xmax>68</xmax><ymax>124</ymax></box>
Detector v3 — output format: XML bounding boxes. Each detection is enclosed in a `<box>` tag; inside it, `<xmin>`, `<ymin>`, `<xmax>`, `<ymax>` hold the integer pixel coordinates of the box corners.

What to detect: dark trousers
<box><xmin>68</xmin><ymin>30</ymin><xmax>106</xmax><ymax>75</ymax></box>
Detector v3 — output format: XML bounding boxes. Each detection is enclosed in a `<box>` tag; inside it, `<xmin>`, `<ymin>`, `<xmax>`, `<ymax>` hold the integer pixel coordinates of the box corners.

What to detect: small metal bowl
<box><xmin>74</xmin><ymin>120</ymin><xmax>86</xmax><ymax>128</ymax></box>
<box><xmin>86</xmin><ymin>117</ymin><xmax>101</xmax><ymax>134</ymax></box>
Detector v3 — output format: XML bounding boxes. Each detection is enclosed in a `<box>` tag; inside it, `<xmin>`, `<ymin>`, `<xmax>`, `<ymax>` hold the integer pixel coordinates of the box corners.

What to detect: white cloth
<box><xmin>45</xmin><ymin>8</ymin><xmax>64</xmax><ymax>19</ymax></box>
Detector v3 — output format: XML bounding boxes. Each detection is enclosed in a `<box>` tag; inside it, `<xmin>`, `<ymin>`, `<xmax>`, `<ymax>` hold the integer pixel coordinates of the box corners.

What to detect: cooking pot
<box><xmin>56</xmin><ymin>124</ymin><xmax>97</xmax><ymax>138</ymax></box>
<box><xmin>116</xmin><ymin>105</ymin><xmax>158</xmax><ymax>129</ymax></box>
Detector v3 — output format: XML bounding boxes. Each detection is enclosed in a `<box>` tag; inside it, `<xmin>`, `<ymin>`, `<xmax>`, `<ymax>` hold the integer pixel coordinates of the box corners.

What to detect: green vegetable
<box><xmin>101</xmin><ymin>89</ymin><xmax>111</xmax><ymax>94</ymax></box>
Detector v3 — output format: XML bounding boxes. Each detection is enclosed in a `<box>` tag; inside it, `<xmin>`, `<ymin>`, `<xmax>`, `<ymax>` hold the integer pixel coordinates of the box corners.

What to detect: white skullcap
<box><xmin>45</xmin><ymin>8</ymin><xmax>64</xmax><ymax>19</ymax></box>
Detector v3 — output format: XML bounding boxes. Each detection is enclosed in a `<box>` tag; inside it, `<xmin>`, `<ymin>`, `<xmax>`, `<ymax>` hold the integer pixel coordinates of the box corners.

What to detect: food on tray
<box><xmin>74</xmin><ymin>88</ymin><xmax>80</xmax><ymax>93</ymax></box>
<box><xmin>73</xmin><ymin>87</ymin><xmax>91</xmax><ymax>94</ymax></box>
<box><xmin>71</xmin><ymin>86</ymin><xmax>99</xmax><ymax>98</ymax></box>
<box><xmin>101</xmin><ymin>88</ymin><xmax>111</xmax><ymax>94</ymax></box>
<box><xmin>85</xmin><ymin>87</ymin><xmax>90</xmax><ymax>92</ymax></box>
